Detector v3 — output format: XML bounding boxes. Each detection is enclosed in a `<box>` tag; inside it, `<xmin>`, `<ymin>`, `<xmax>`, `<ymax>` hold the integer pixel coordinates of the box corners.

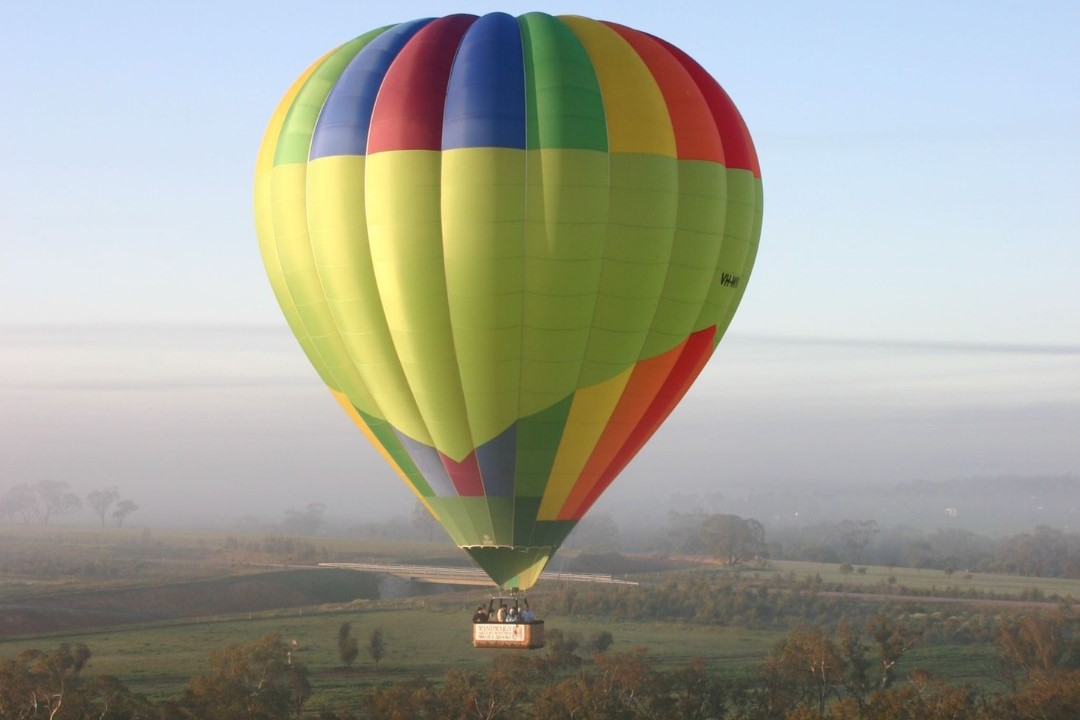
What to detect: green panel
<box><xmin>442</xmin><ymin>148</ymin><xmax>526</xmax><ymax>448</ymax></box>
<box><xmin>513</xmin><ymin>394</ymin><xmax>574</xmax><ymax>497</ymax></box>
<box><xmin>511</xmin><ymin>496</ymin><xmax>542</xmax><ymax>546</ymax></box>
<box><xmin>425</xmin><ymin>498</ymin><xmax>470</xmax><ymax>547</ymax></box>
<box><xmin>464</xmin><ymin>546</ymin><xmax>553</xmax><ymax>590</ymax></box>
<box><xmin>518</xmin><ymin>149</ymin><xmax>609</xmax><ymax>416</ymax></box>
<box><xmin>485</xmin><ymin>498</ymin><xmax>515</xmax><ymax>546</ymax></box>
<box><xmin>355</xmin><ymin>409</ymin><xmax>433</xmax><ymax>497</ymax></box>
<box><xmin>273</xmin><ymin>27</ymin><xmax>389</xmax><ymax>166</ymax></box>
<box><xmin>578</xmin><ymin>153</ymin><xmax>679</xmax><ymax>386</ymax></box>
<box><xmin>529</xmin><ymin>519</ymin><xmax>578</xmax><ymax>550</ymax></box>
<box><xmin>365</xmin><ymin>150</ymin><xmax>472</xmax><ymax>459</ymax></box>
<box><xmin>518</xmin><ymin>13</ymin><xmax>607</xmax><ymax>151</ymax></box>
<box><xmin>460</xmin><ymin>498</ymin><xmax>496</xmax><ymax>545</ymax></box>
<box><xmin>641</xmin><ymin>159</ymin><xmax>728</xmax><ymax>358</ymax></box>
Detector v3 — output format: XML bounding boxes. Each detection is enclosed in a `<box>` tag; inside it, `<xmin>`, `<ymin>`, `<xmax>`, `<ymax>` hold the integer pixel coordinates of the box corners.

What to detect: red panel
<box><xmin>366</xmin><ymin>15</ymin><xmax>477</xmax><ymax>153</ymax></box>
<box><xmin>568</xmin><ymin>326</ymin><xmax>717</xmax><ymax>519</ymax></box>
<box><xmin>602</xmin><ymin>23</ymin><xmax>724</xmax><ymax>163</ymax></box>
<box><xmin>653</xmin><ymin>38</ymin><xmax>760</xmax><ymax>178</ymax></box>
<box><xmin>440</xmin><ymin>450</ymin><xmax>486</xmax><ymax>497</ymax></box>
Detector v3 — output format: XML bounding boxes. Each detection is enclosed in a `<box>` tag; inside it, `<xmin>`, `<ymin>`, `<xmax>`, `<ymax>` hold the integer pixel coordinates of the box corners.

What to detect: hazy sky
<box><xmin>2</xmin><ymin>2</ymin><xmax>1078</xmax><ymax>527</ymax></box>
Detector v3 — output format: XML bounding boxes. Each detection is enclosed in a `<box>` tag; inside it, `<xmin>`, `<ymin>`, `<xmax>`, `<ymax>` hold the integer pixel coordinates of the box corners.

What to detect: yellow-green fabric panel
<box><xmin>640</xmin><ymin>159</ymin><xmax>728</xmax><ymax>358</ymax></box>
<box><xmin>709</xmin><ymin>176</ymin><xmax>764</xmax><ymax>346</ymax></box>
<box><xmin>519</xmin><ymin>148</ymin><xmax>609</xmax><ymax>417</ymax></box>
<box><xmin>558</xmin><ymin>16</ymin><xmax>675</xmax><ymax>157</ymax></box>
<box><xmin>255</xmin><ymin>52</ymin><xmax>337</xmax><ymax>389</ymax></box>
<box><xmin>269</xmin><ymin>164</ymin><xmax>377</xmax><ymax>410</ymax></box>
<box><xmin>441</xmin><ymin>148</ymin><xmax>526</xmax><ymax>447</ymax></box>
<box><xmin>306</xmin><ymin>155</ymin><xmax>429</xmax><ymax>434</ymax></box>
<box><xmin>578</xmin><ymin>152</ymin><xmax>678</xmax><ymax>387</ymax></box>
<box><xmin>365</xmin><ymin>150</ymin><xmax>472</xmax><ymax>459</ymax></box>
<box><xmin>423</xmin><ymin>498</ymin><xmax>470</xmax><ymax>547</ymax></box>
<box><xmin>537</xmin><ymin>366</ymin><xmax>633</xmax><ymax>520</ymax></box>
<box><xmin>696</xmin><ymin>169</ymin><xmax>763</xmax><ymax>337</ymax></box>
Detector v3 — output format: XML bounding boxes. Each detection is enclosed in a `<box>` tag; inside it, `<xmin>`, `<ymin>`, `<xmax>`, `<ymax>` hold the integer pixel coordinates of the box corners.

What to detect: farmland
<box><xmin>1</xmin><ymin>524</ymin><xmax>1077</xmax><ymax>715</ymax></box>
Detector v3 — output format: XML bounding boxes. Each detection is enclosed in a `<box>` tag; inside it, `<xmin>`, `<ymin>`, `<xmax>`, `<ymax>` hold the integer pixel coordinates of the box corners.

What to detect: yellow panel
<box><xmin>536</xmin><ymin>365</ymin><xmax>634</xmax><ymax>520</ymax></box>
<box><xmin>558</xmin><ymin>16</ymin><xmax>675</xmax><ymax>157</ymax></box>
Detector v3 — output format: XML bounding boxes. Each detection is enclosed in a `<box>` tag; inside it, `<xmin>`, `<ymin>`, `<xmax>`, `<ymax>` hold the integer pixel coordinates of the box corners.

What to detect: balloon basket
<box><xmin>472</xmin><ymin>620</ymin><xmax>544</xmax><ymax>650</ymax></box>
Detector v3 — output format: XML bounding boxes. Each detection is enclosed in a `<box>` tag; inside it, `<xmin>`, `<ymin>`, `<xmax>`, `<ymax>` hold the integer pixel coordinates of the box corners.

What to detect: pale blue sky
<box><xmin>2</xmin><ymin>2</ymin><xmax>1078</xmax><ymax>526</ymax></box>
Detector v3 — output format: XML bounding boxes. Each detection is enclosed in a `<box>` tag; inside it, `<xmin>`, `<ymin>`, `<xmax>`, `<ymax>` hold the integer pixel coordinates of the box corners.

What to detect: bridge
<box><xmin>318</xmin><ymin>562</ymin><xmax>638</xmax><ymax>587</ymax></box>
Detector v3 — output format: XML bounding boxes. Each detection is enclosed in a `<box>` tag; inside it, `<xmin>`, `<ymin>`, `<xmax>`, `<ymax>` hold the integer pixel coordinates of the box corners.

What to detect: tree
<box><xmin>699</xmin><ymin>513</ymin><xmax>767</xmax><ymax>565</ymax></box>
<box><xmin>995</xmin><ymin>612</ymin><xmax>1072</xmax><ymax>689</ymax></box>
<box><xmin>0</xmin><ymin>482</ymin><xmax>39</xmax><ymax>523</ymax></box>
<box><xmin>588</xmin><ymin>630</ymin><xmax>614</xmax><ymax>655</ymax></box>
<box><xmin>338</xmin><ymin>622</ymin><xmax>359</xmax><ymax>668</ymax></box>
<box><xmin>283</xmin><ymin>502</ymin><xmax>326</xmax><ymax>535</ymax></box>
<box><xmin>411</xmin><ymin>501</ymin><xmax>438</xmax><ymax>542</ymax></box>
<box><xmin>368</xmin><ymin>629</ymin><xmax>386</xmax><ymax>671</ymax></box>
<box><xmin>113</xmin><ymin>499</ymin><xmax>139</xmax><ymax>527</ymax></box>
<box><xmin>183</xmin><ymin>632</ymin><xmax>309</xmax><ymax>719</ymax></box>
<box><xmin>838</xmin><ymin>519</ymin><xmax>879</xmax><ymax>564</ymax></box>
<box><xmin>33</xmin><ymin>480</ymin><xmax>82</xmax><ymax>525</ymax></box>
<box><xmin>87</xmin><ymin>487</ymin><xmax>120</xmax><ymax>527</ymax></box>
<box><xmin>867</xmin><ymin>613</ymin><xmax>921</xmax><ymax>689</ymax></box>
<box><xmin>0</xmin><ymin>643</ymin><xmax>91</xmax><ymax>720</ymax></box>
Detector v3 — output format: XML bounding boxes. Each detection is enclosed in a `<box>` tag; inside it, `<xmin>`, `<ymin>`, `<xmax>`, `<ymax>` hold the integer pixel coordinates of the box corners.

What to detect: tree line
<box><xmin>0</xmin><ymin>482</ymin><xmax>138</xmax><ymax>527</ymax></box>
<box><xmin>2</xmin><ymin>611</ymin><xmax>1076</xmax><ymax>719</ymax></box>
<box><xmin>641</xmin><ymin>512</ymin><xmax>1080</xmax><ymax>580</ymax></box>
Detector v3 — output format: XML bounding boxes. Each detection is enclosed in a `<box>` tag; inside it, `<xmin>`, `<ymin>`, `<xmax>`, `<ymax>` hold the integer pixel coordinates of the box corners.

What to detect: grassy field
<box><xmin>763</xmin><ymin>559</ymin><xmax>1080</xmax><ymax>600</ymax></box>
<box><xmin>0</xmin><ymin>598</ymin><xmax>785</xmax><ymax>708</ymax></box>
<box><xmin>0</xmin><ymin>524</ymin><xmax>1071</xmax><ymax>709</ymax></box>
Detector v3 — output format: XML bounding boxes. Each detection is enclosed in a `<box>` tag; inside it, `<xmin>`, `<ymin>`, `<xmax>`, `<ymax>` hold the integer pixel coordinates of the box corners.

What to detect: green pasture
<box><xmin>1</xmin><ymin>523</ymin><xmax>1072</xmax><ymax>709</ymax></box>
<box><xmin>762</xmin><ymin>559</ymin><xmax>1080</xmax><ymax>600</ymax></box>
<box><xmin>0</xmin><ymin>599</ymin><xmax>784</xmax><ymax>708</ymax></box>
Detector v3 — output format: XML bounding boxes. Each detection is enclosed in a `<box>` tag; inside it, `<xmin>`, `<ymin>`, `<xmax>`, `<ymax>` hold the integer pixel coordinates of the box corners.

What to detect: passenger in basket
<box><xmin>496</xmin><ymin>602</ymin><xmax>508</xmax><ymax>623</ymax></box>
<box><xmin>472</xmin><ymin>605</ymin><xmax>488</xmax><ymax>623</ymax></box>
<box><xmin>506</xmin><ymin>605</ymin><xmax>520</xmax><ymax>623</ymax></box>
<box><xmin>521</xmin><ymin>606</ymin><xmax>535</xmax><ymax>623</ymax></box>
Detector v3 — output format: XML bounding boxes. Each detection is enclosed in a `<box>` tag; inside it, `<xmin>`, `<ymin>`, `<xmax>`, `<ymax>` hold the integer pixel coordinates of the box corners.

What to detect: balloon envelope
<box><xmin>255</xmin><ymin>12</ymin><xmax>762</xmax><ymax>589</ymax></box>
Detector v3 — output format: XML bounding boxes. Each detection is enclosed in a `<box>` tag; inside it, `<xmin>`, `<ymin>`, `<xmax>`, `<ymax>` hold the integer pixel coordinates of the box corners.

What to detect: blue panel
<box><xmin>394</xmin><ymin>430</ymin><xmax>456</xmax><ymax>497</ymax></box>
<box><xmin>309</xmin><ymin>19</ymin><xmax>433</xmax><ymax>160</ymax></box>
<box><xmin>442</xmin><ymin>12</ymin><xmax>526</xmax><ymax>150</ymax></box>
<box><xmin>476</xmin><ymin>422</ymin><xmax>517</xmax><ymax>497</ymax></box>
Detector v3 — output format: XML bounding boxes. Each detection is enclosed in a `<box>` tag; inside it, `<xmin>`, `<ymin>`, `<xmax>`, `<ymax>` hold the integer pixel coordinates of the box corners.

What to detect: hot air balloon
<box><xmin>254</xmin><ymin>12</ymin><xmax>762</xmax><ymax>592</ymax></box>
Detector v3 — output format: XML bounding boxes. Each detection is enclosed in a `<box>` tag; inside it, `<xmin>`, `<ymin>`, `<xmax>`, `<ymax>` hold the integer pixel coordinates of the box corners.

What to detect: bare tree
<box><xmin>34</xmin><ymin>481</ymin><xmax>82</xmax><ymax>525</ymax></box>
<box><xmin>411</xmin><ymin>501</ymin><xmax>438</xmax><ymax>542</ymax></box>
<box><xmin>0</xmin><ymin>483</ymin><xmax>40</xmax><ymax>523</ymax></box>
<box><xmin>86</xmin><ymin>487</ymin><xmax>120</xmax><ymax>527</ymax></box>
<box><xmin>112</xmin><ymin>500</ymin><xmax>139</xmax><ymax>527</ymax></box>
